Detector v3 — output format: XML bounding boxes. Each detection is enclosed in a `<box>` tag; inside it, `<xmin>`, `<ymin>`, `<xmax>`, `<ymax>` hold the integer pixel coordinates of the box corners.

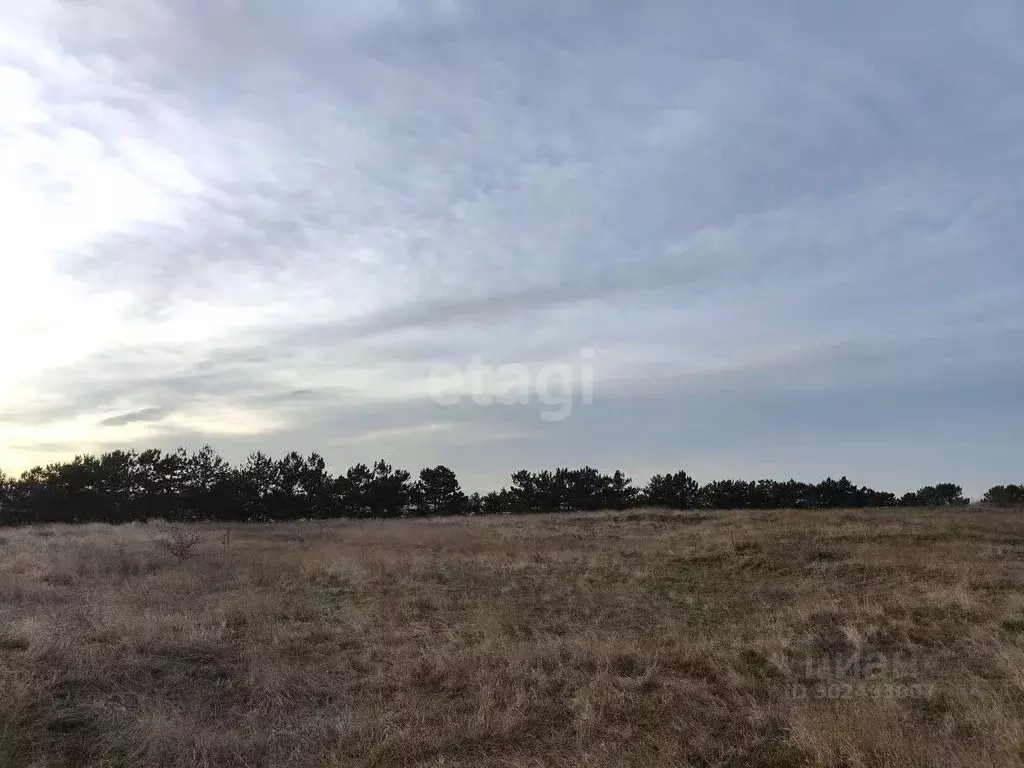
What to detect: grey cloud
<box><xmin>98</xmin><ymin>407</ymin><xmax>171</xmax><ymax>427</ymax></box>
<box><xmin>4</xmin><ymin>0</ymin><xmax>1024</xmax><ymax>492</ymax></box>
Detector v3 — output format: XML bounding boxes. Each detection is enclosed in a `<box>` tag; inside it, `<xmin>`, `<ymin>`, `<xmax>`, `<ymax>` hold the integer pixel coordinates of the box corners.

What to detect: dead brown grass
<box><xmin>0</xmin><ymin>507</ymin><xmax>1022</xmax><ymax>767</ymax></box>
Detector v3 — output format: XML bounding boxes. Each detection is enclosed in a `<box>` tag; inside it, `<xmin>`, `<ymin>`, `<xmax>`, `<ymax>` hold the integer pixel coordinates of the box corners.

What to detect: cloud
<box><xmin>1</xmin><ymin>0</ymin><xmax>1022</xmax><ymax>497</ymax></box>
<box><xmin>97</xmin><ymin>407</ymin><xmax>170</xmax><ymax>427</ymax></box>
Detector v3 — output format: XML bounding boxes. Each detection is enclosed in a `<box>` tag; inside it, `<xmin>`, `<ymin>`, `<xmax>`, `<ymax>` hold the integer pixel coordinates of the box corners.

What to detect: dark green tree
<box><xmin>183</xmin><ymin>446</ymin><xmax>234</xmax><ymax>521</ymax></box>
<box><xmin>413</xmin><ymin>465</ymin><xmax>468</xmax><ymax>517</ymax></box>
<box><xmin>272</xmin><ymin>452</ymin><xmax>333</xmax><ymax>520</ymax></box>
<box><xmin>465</xmin><ymin>492</ymin><xmax>483</xmax><ymax>515</ymax></box>
<box><xmin>236</xmin><ymin>451</ymin><xmax>279</xmax><ymax>521</ymax></box>
<box><xmin>982</xmin><ymin>485</ymin><xmax>1024</xmax><ymax>507</ymax></box>
<box><xmin>336</xmin><ymin>460</ymin><xmax>413</xmax><ymax>518</ymax></box>
<box><xmin>602</xmin><ymin>470</ymin><xmax>639</xmax><ymax>510</ymax></box>
<box><xmin>643</xmin><ymin>471</ymin><xmax>700</xmax><ymax>509</ymax></box>
<box><xmin>480</xmin><ymin>488</ymin><xmax>513</xmax><ymax>515</ymax></box>
<box><xmin>510</xmin><ymin>469</ymin><xmax>564</xmax><ymax>513</ymax></box>
<box><xmin>911</xmin><ymin>484</ymin><xmax>969</xmax><ymax>507</ymax></box>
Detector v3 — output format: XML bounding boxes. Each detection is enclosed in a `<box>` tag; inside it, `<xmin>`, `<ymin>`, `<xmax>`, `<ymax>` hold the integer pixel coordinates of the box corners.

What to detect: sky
<box><xmin>1</xmin><ymin>1</ymin><xmax>1022</xmax><ymax>497</ymax></box>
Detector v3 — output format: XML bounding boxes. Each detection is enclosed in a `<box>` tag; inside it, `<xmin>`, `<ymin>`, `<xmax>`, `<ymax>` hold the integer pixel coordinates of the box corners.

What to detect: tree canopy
<box><xmin>0</xmin><ymin>446</ymin><xmax>1009</xmax><ymax>526</ymax></box>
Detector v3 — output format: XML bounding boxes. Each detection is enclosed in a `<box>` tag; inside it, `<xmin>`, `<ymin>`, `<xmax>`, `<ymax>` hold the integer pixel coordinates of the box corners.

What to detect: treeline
<box><xmin>0</xmin><ymin>445</ymin><xmax>1009</xmax><ymax>526</ymax></box>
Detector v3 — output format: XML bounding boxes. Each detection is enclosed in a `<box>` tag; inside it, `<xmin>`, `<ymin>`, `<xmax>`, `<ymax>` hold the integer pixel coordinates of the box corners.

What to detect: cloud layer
<box><xmin>2</xmin><ymin>1</ymin><xmax>1023</xmax><ymax>495</ymax></box>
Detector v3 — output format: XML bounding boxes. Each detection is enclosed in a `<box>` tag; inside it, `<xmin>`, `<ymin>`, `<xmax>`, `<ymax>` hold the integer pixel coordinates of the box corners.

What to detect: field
<box><xmin>0</xmin><ymin>507</ymin><xmax>1022</xmax><ymax>767</ymax></box>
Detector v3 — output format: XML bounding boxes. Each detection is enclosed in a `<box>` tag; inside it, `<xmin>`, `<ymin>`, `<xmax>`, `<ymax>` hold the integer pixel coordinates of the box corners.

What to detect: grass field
<box><xmin>0</xmin><ymin>507</ymin><xmax>1022</xmax><ymax>767</ymax></box>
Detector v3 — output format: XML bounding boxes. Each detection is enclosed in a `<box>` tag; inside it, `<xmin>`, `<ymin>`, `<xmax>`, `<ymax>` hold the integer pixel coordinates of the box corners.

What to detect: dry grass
<box><xmin>0</xmin><ymin>507</ymin><xmax>1022</xmax><ymax>767</ymax></box>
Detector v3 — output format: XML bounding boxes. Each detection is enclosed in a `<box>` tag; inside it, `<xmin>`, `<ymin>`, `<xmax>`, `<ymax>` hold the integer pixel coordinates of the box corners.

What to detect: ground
<box><xmin>0</xmin><ymin>507</ymin><xmax>1022</xmax><ymax>767</ymax></box>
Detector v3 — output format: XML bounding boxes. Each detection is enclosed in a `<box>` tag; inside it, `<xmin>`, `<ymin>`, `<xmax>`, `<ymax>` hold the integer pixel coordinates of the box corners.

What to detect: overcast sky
<box><xmin>1</xmin><ymin>1</ymin><xmax>1022</xmax><ymax>496</ymax></box>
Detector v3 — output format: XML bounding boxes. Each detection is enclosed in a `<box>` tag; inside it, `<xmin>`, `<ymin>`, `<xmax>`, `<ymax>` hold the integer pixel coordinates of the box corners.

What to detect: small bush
<box><xmin>151</xmin><ymin>525</ymin><xmax>204</xmax><ymax>563</ymax></box>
